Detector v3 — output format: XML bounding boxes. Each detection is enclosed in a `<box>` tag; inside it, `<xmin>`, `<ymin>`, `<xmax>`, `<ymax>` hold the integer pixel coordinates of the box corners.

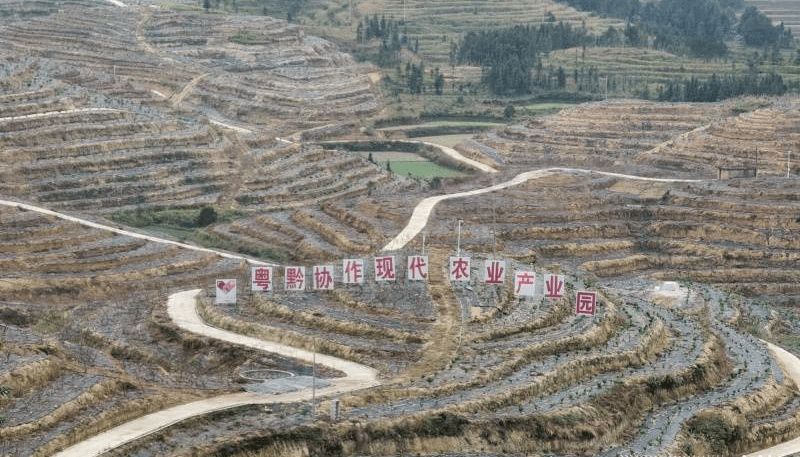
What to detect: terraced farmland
<box><xmin>0</xmin><ymin>93</ymin><xmax>389</xmax><ymax>218</ymax></box>
<box><xmin>0</xmin><ymin>0</ymin><xmax>380</xmax><ymax>133</ymax></box>
<box><xmin>1</xmin><ymin>1</ymin><xmax>800</xmax><ymax>456</ymax></box>
<box><xmin>0</xmin><ymin>204</ymin><xmax>276</xmax><ymax>456</ymax></box>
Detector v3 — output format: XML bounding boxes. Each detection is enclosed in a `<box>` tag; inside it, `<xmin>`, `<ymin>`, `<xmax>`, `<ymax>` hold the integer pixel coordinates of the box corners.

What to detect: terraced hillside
<box><xmin>141</xmin><ymin>9</ymin><xmax>379</xmax><ymax>129</ymax></box>
<box><xmin>0</xmin><ymin>204</ymin><xmax>279</xmax><ymax>457</ymax></box>
<box><xmin>639</xmin><ymin>100</ymin><xmax>800</xmax><ymax>175</ymax></box>
<box><xmin>107</xmin><ymin>248</ymin><xmax>797</xmax><ymax>457</ymax></box>
<box><xmin>0</xmin><ymin>0</ymin><xmax>380</xmax><ymax>133</ymax></box>
<box><xmin>0</xmin><ymin>92</ymin><xmax>389</xmax><ymax>218</ymax></box>
<box><xmin>1</xmin><ymin>1</ymin><xmax>800</xmax><ymax>456</ymax></box>
<box><xmin>455</xmin><ymin>100</ymin><xmax>800</xmax><ymax>307</ymax></box>
<box><xmin>474</xmin><ymin>98</ymin><xmax>796</xmax><ymax>177</ymax></box>
<box><xmin>476</xmin><ymin>99</ymin><xmax>730</xmax><ymax>174</ymax></box>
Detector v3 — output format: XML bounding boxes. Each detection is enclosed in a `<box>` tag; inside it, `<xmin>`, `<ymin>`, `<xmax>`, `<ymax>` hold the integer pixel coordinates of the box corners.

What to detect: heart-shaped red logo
<box><xmin>217</xmin><ymin>280</ymin><xmax>235</xmax><ymax>292</ymax></box>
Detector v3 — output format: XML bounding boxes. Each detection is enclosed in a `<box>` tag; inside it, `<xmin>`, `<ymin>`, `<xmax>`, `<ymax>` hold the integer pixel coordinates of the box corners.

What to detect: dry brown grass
<box><xmin>450</xmin><ymin>318</ymin><xmax>667</xmax><ymax>415</ymax></box>
<box><xmin>31</xmin><ymin>390</ymin><xmax>204</xmax><ymax>457</ymax></box>
<box><xmin>538</xmin><ymin>240</ymin><xmax>635</xmax><ymax>257</ymax></box>
<box><xmin>389</xmin><ymin>247</ymin><xmax>461</xmax><ymax>384</ymax></box>
<box><xmin>196</xmin><ymin>296</ymin><xmax>359</xmax><ymax>362</ymax></box>
<box><xmin>670</xmin><ymin>377</ymin><xmax>798</xmax><ymax>455</ymax></box>
<box><xmin>195</xmin><ymin>327</ymin><xmax>730</xmax><ymax>457</ymax></box>
<box><xmin>505</xmin><ymin>224</ymin><xmax>631</xmax><ymax>241</ymax></box>
<box><xmin>233</xmin><ymin>442</ymin><xmax>310</xmax><ymax>457</ymax></box>
<box><xmin>0</xmin><ymin>379</ymin><xmax>123</xmax><ymax>441</ymax></box>
<box><xmin>0</xmin><ymin>357</ymin><xmax>64</xmax><ymax>407</ymax></box>
<box><xmin>467</xmin><ymin>296</ymin><xmax>571</xmax><ymax>342</ymax></box>
<box><xmin>249</xmin><ymin>296</ymin><xmax>421</xmax><ymax>344</ymax></box>
<box><xmin>289</xmin><ymin>210</ymin><xmax>371</xmax><ymax>255</ymax></box>
<box><xmin>329</xmin><ymin>289</ymin><xmax>433</xmax><ymax>323</ymax></box>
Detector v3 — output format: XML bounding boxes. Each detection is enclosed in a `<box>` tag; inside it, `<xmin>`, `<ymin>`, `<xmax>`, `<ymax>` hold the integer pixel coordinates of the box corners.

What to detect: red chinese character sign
<box><xmin>484</xmin><ymin>260</ymin><xmax>505</xmax><ymax>284</ymax></box>
<box><xmin>285</xmin><ymin>266</ymin><xmax>306</xmax><ymax>291</ymax></box>
<box><xmin>449</xmin><ymin>256</ymin><xmax>470</xmax><ymax>282</ymax></box>
<box><xmin>514</xmin><ymin>271</ymin><xmax>536</xmax><ymax>297</ymax></box>
<box><xmin>342</xmin><ymin>259</ymin><xmax>364</xmax><ymax>284</ymax></box>
<box><xmin>544</xmin><ymin>274</ymin><xmax>565</xmax><ymax>299</ymax></box>
<box><xmin>374</xmin><ymin>256</ymin><xmax>396</xmax><ymax>281</ymax></box>
<box><xmin>251</xmin><ymin>267</ymin><xmax>273</xmax><ymax>292</ymax></box>
<box><xmin>215</xmin><ymin>279</ymin><xmax>237</xmax><ymax>304</ymax></box>
<box><xmin>313</xmin><ymin>265</ymin><xmax>334</xmax><ymax>290</ymax></box>
<box><xmin>407</xmin><ymin>255</ymin><xmax>428</xmax><ymax>281</ymax></box>
<box><xmin>575</xmin><ymin>291</ymin><xmax>596</xmax><ymax>315</ymax></box>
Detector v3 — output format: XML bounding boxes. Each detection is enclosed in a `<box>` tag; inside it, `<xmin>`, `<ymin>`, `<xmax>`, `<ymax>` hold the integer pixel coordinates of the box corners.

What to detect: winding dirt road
<box><xmin>51</xmin><ymin>290</ymin><xmax>378</xmax><ymax>457</ymax></box>
<box><xmin>382</xmin><ymin>167</ymin><xmax>702</xmax><ymax>251</ymax></box>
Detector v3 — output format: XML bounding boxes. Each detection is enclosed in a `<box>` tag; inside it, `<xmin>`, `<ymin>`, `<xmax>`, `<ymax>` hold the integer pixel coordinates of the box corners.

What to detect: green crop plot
<box><xmin>389</xmin><ymin>160</ymin><xmax>467</xmax><ymax>179</ymax></box>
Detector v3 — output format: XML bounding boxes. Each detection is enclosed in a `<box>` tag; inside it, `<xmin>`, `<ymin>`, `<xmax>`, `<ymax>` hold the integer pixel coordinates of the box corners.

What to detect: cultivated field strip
<box><xmin>638</xmin><ymin>102</ymin><xmax>800</xmax><ymax>175</ymax></box>
<box><xmin>481</xmin><ymin>99</ymin><xmax>732</xmax><ymax>174</ymax></box>
<box><xmin>0</xmin><ymin>105</ymin><xmax>236</xmax><ymax>212</ymax></box>
<box><xmin>0</xmin><ymin>206</ymin><xmax>240</xmax><ymax>299</ymax></box>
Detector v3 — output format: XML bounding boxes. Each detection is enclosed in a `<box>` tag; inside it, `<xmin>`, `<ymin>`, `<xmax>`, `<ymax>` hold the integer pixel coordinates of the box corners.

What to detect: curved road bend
<box><xmin>52</xmin><ymin>290</ymin><xmax>378</xmax><ymax>457</ymax></box>
<box><xmin>382</xmin><ymin>167</ymin><xmax>702</xmax><ymax>251</ymax></box>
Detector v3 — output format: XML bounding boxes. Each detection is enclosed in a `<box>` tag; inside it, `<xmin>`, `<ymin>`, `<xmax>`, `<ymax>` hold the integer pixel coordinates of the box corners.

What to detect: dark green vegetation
<box><xmin>110</xmin><ymin>207</ymin><xmax>288</xmax><ymax>261</ymax></box>
<box><xmin>454</xmin><ymin>0</ymin><xmax>797</xmax><ymax>97</ymax></box>
<box><xmin>211</xmin><ymin>0</ymin><xmax>799</xmax><ymax>126</ymax></box>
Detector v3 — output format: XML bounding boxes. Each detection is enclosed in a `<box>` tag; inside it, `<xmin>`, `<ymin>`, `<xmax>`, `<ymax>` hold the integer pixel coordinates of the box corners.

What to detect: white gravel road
<box><xmin>51</xmin><ymin>290</ymin><xmax>378</xmax><ymax>457</ymax></box>
<box><xmin>382</xmin><ymin>167</ymin><xmax>702</xmax><ymax>251</ymax></box>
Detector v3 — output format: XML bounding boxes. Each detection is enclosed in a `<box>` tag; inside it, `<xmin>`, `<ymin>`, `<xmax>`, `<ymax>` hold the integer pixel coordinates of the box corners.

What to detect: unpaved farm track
<box><xmin>51</xmin><ymin>290</ymin><xmax>378</xmax><ymax>457</ymax></box>
<box><xmin>382</xmin><ymin>167</ymin><xmax>702</xmax><ymax>251</ymax></box>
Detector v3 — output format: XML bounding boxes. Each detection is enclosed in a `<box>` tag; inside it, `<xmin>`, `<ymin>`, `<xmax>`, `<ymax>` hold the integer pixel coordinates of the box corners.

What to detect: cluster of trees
<box><xmin>657</xmin><ymin>72</ymin><xmax>788</xmax><ymax>101</ymax></box>
<box><xmin>456</xmin><ymin>22</ymin><xmax>593</xmax><ymax>95</ymax></box>
<box><xmin>559</xmin><ymin>0</ymin><xmax>790</xmax><ymax>56</ymax></box>
<box><xmin>356</xmin><ymin>14</ymin><xmax>403</xmax><ymax>43</ymax></box>
<box><xmin>738</xmin><ymin>6</ymin><xmax>793</xmax><ymax>47</ymax></box>
<box><xmin>403</xmin><ymin>63</ymin><xmax>445</xmax><ymax>95</ymax></box>
<box><xmin>356</xmin><ymin>14</ymin><xmax>420</xmax><ymax>67</ymax></box>
<box><xmin>457</xmin><ymin>22</ymin><xmax>592</xmax><ymax>68</ymax></box>
<box><xmin>639</xmin><ymin>0</ymin><xmax>734</xmax><ymax>57</ymax></box>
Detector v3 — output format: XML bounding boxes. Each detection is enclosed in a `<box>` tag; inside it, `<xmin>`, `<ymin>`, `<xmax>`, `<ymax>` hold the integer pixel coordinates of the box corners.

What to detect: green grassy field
<box><xmin>109</xmin><ymin>207</ymin><xmax>289</xmax><ymax>262</ymax></box>
<box><xmin>389</xmin><ymin>160</ymin><xmax>467</xmax><ymax>179</ymax></box>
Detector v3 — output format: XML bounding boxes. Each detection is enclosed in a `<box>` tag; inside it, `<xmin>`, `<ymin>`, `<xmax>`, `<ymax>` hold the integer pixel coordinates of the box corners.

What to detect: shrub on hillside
<box><xmin>195</xmin><ymin>206</ymin><xmax>218</xmax><ymax>227</ymax></box>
